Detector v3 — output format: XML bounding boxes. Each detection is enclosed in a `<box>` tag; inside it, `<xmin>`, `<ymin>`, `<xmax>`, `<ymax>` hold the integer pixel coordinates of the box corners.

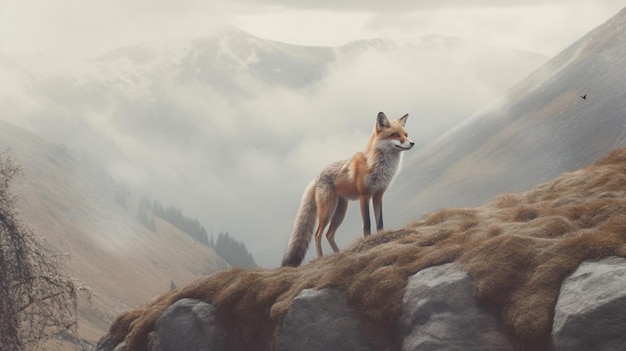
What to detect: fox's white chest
<box><xmin>365</xmin><ymin>152</ymin><xmax>403</xmax><ymax>191</ymax></box>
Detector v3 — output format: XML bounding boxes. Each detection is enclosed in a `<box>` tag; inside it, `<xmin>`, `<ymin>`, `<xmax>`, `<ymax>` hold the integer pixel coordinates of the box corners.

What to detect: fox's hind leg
<box><xmin>314</xmin><ymin>186</ymin><xmax>338</xmax><ymax>258</ymax></box>
<box><xmin>325</xmin><ymin>197</ymin><xmax>347</xmax><ymax>253</ymax></box>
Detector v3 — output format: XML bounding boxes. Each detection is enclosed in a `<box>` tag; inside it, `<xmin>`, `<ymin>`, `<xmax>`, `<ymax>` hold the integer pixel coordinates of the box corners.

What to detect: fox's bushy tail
<box><xmin>281</xmin><ymin>181</ymin><xmax>317</xmax><ymax>267</ymax></box>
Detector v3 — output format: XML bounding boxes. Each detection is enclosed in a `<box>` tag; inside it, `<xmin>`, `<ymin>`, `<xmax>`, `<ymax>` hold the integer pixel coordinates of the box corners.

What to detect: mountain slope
<box><xmin>0</xmin><ymin>120</ymin><xmax>227</xmax><ymax>346</ymax></box>
<box><xmin>389</xmin><ymin>7</ymin><xmax>626</xmax><ymax>223</ymax></box>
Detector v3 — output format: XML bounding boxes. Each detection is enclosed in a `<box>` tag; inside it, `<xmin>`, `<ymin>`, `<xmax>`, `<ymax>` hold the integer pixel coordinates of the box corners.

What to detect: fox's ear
<box><xmin>397</xmin><ymin>114</ymin><xmax>409</xmax><ymax>126</ymax></box>
<box><xmin>376</xmin><ymin>112</ymin><xmax>391</xmax><ymax>132</ymax></box>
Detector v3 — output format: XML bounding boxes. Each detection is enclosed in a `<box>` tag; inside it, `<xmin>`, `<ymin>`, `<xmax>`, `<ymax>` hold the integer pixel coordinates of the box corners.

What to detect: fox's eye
<box><xmin>391</xmin><ymin>132</ymin><xmax>399</xmax><ymax>138</ymax></box>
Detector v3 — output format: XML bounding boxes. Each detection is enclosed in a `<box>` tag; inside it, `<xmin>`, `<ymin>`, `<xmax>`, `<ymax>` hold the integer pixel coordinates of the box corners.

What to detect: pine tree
<box><xmin>215</xmin><ymin>232</ymin><xmax>257</xmax><ymax>268</ymax></box>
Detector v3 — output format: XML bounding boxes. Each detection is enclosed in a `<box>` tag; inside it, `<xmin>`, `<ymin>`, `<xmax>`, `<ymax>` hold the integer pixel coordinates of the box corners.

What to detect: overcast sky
<box><xmin>1</xmin><ymin>1</ymin><xmax>625</xmax><ymax>268</ymax></box>
<box><xmin>0</xmin><ymin>0</ymin><xmax>623</xmax><ymax>58</ymax></box>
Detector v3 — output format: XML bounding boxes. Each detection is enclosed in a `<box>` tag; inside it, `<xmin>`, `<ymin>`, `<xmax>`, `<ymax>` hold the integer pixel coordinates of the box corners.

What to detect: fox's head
<box><xmin>372</xmin><ymin>112</ymin><xmax>415</xmax><ymax>152</ymax></box>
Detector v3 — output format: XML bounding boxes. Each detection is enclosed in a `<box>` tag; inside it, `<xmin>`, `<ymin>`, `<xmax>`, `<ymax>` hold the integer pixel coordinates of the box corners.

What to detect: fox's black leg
<box><xmin>359</xmin><ymin>195</ymin><xmax>371</xmax><ymax>236</ymax></box>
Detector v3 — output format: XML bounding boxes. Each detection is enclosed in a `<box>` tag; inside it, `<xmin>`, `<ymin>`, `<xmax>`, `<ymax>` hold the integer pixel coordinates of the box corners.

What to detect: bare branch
<box><xmin>0</xmin><ymin>150</ymin><xmax>77</xmax><ymax>351</ymax></box>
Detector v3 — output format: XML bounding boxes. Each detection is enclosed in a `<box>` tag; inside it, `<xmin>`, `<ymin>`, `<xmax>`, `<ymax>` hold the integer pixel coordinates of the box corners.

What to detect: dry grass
<box><xmin>108</xmin><ymin>149</ymin><xmax>626</xmax><ymax>351</ymax></box>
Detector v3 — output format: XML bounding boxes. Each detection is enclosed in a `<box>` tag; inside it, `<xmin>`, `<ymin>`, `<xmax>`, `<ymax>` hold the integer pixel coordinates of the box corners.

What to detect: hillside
<box><xmin>388</xmin><ymin>7</ymin><xmax>626</xmax><ymax>224</ymax></box>
<box><xmin>0</xmin><ymin>120</ymin><xmax>228</xmax><ymax>347</ymax></box>
<box><xmin>100</xmin><ymin>148</ymin><xmax>626</xmax><ymax>351</ymax></box>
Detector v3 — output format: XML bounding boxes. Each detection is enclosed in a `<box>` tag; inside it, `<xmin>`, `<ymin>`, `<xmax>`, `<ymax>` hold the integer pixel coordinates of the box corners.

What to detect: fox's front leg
<box><xmin>373</xmin><ymin>191</ymin><xmax>384</xmax><ymax>232</ymax></box>
<box><xmin>359</xmin><ymin>194</ymin><xmax>372</xmax><ymax>236</ymax></box>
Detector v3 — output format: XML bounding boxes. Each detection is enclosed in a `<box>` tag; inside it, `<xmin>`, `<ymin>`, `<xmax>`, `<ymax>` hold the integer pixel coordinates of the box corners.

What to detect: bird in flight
<box><xmin>580</xmin><ymin>94</ymin><xmax>587</xmax><ymax>100</ymax></box>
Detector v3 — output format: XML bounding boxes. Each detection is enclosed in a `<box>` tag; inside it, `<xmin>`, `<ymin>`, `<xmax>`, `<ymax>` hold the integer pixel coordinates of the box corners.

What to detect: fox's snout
<box><xmin>398</xmin><ymin>140</ymin><xmax>415</xmax><ymax>150</ymax></box>
<box><xmin>392</xmin><ymin>138</ymin><xmax>414</xmax><ymax>150</ymax></box>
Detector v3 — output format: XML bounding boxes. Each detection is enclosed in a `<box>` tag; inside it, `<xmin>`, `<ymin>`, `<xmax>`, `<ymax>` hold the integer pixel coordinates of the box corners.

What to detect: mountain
<box><xmin>0</xmin><ymin>27</ymin><xmax>547</xmax><ymax>268</ymax></box>
<box><xmin>10</xmin><ymin>27</ymin><xmax>547</xmax><ymax>103</ymax></box>
<box><xmin>0</xmin><ymin>119</ymin><xmax>228</xmax><ymax>347</ymax></box>
<box><xmin>388</xmin><ymin>7</ymin><xmax>626</xmax><ymax>224</ymax></box>
<box><xmin>91</xmin><ymin>26</ymin><xmax>336</xmax><ymax>93</ymax></box>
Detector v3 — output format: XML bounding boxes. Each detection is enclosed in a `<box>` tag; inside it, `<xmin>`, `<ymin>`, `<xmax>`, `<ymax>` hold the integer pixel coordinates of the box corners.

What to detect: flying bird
<box><xmin>580</xmin><ymin>94</ymin><xmax>587</xmax><ymax>100</ymax></box>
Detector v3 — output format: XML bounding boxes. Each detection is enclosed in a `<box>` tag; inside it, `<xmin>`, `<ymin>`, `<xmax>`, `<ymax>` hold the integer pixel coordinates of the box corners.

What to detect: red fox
<box><xmin>281</xmin><ymin>112</ymin><xmax>414</xmax><ymax>267</ymax></box>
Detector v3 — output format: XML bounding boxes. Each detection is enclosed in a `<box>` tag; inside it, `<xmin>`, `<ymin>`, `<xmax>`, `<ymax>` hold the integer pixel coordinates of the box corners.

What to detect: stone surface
<box><xmin>552</xmin><ymin>257</ymin><xmax>626</xmax><ymax>351</ymax></box>
<box><xmin>398</xmin><ymin>263</ymin><xmax>514</xmax><ymax>351</ymax></box>
<box><xmin>96</xmin><ymin>259</ymin><xmax>626</xmax><ymax>351</ymax></box>
<box><xmin>153</xmin><ymin>298</ymin><xmax>230</xmax><ymax>351</ymax></box>
<box><xmin>275</xmin><ymin>288</ymin><xmax>382</xmax><ymax>351</ymax></box>
<box><xmin>95</xmin><ymin>334</ymin><xmax>124</xmax><ymax>351</ymax></box>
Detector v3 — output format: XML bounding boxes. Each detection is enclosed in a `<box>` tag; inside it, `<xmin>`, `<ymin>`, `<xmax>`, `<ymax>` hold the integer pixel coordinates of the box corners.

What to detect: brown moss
<box><xmin>492</xmin><ymin>193</ymin><xmax>522</xmax><ymax>208</ymax></box>
<box><xmin>421</xmin><ymin>207</ymin><xmax>477</xmax><ymax>226</ymax></box>
<box><xmin>513</xmin><ymin>205</ymin><xmax>539</xmax><ymax>222</ymax></box>
<box><xmin>109</xmin><ymin>148</ymin><xmax>626</xmax><ymax>351</ymax></box>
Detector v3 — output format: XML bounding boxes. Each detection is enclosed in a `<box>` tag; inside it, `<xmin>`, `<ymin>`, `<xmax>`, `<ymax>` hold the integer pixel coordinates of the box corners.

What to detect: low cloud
<box><xmin>0</xmin><ymin>31</ymin><xmax>554</xmax><ymax>267</ymax></box>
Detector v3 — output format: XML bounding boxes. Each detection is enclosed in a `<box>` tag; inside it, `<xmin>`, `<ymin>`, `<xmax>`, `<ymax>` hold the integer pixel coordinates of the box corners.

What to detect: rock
<box><xmin>552</xmin><ymin>257</ymin><xmax>626</xmax><ymax>351</ymax></box>
<box><xmin>153</xmin><ymin>298</ymin><xmax>230</xmax><ymax>351</ymax></box>
<box><xmin>398</xmin><ymin>263</ymin><xmax>514</xmax><ymax>351</ymax></box>
<box><xmin>97</xmin><ymin>259</ymin><xmax>626</xmax><ymax>351</ymax></box>
<box><xmin>95</xmin><ymin>334</ymin><xmax>124</xmax><ymax>351</ymax></box>
<box><xmin>275</xmin><ymin>288</ymin><xmax>384</xmax><ymax>351</ymax></box>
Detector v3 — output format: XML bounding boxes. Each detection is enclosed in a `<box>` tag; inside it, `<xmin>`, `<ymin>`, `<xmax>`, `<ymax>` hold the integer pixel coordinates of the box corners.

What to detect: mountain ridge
<box><xmin>10</xmin><ymin>26</ymin><xmax>548</xmax><ymax>93</ymax></box>
<box><xmin>389</xmin><ymin>6</ymin><xmax>626</xmax><ymax>223</ymax></box>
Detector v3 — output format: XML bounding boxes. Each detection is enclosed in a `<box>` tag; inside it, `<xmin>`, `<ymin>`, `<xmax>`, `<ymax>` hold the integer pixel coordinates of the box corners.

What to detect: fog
<box><xmin>1</xmin><ymin>2</ymin><xmax>623</xmax><ymax>266</ymax></box>
<box><xmin>1</xmin><ymin>1</ymin><xmax>623</xmax><ymax>57</ymax></box>
<box><xmin>1</xmin><ymin>32</ymin><xmax>551</xmax><ymax>266</ymax></box>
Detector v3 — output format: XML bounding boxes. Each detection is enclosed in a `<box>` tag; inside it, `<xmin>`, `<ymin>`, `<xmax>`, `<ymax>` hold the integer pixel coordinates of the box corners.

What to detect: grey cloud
<box><xmin>1</xmin><ymin>30</ymin><xmax>552</xmax><ymax>266</ymax></box>
<box><xmin>5</xmin><ymin>4</ymin><xmax>623</xmax><ymax>266</ymax></box>
<box><xmin>229</xmin><ymin>0</ymin><xmax>614</xmax><ymax>13</ymax></box>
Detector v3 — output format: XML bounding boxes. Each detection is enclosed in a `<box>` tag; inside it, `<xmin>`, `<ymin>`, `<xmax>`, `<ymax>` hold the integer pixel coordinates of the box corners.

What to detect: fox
<box><xmin>281</xmin><ymin>112</ymin><xmax>414</xmax><ymax>267</ymax></box>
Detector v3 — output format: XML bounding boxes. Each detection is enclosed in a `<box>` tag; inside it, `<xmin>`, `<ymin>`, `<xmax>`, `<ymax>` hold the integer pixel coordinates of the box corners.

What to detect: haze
<box><xmin>0</xmin><ymin>1</ymin><xmax>623</xmax><ymax>267</ymax></box>
<box><xmin>1</xmin><ymin>1</ymin><xmax>622</xmax><ymax>57</ymax></box>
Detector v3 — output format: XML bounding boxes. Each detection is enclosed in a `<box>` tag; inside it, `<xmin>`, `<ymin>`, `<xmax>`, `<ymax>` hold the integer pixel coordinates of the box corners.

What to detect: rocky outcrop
<box><xmin>97</xmin><ymin>149</ymin><xmax>626</xmax><ymax>351</ymax></box>
<box><xmin>275</xmin><ymin>288</ymin><xmax>384</xmax><ymax>351</ymax></box>
<box><xmin>97</xmin><ymin>258</ymin><xmax>626</xmax><ymax>351</ymax></box>
<box><xmin>552</xmin><ymin>257</ymin><xmax>626</xmax><ymax>351</ymax></box>
<box><xmin>398</xmin><ymin>263</ymin><xmax>513</xmax><ymax>351</ymax></box>
<box><xmin>153</xmin><ymin>299</ymin><xmax>230</xmax><ymax>351</ymax></box>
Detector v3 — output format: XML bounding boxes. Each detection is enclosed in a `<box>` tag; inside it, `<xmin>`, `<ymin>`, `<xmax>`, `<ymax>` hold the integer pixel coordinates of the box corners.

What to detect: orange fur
<box><xmin>282</xmin><ymin>112</ymin><xmax>414</xmax><ymax>267</ymax></box>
